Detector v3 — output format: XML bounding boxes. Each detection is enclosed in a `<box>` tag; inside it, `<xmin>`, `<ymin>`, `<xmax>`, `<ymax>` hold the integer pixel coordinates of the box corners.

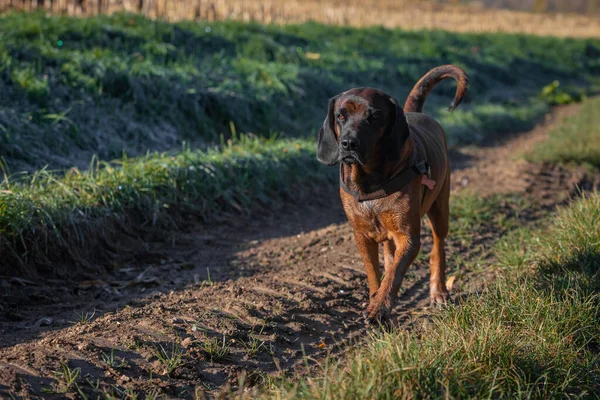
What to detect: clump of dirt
<box><xmin>1</xmin><ymin>104</ymin><xmax>598</xmax><ymax>399</ymax></box>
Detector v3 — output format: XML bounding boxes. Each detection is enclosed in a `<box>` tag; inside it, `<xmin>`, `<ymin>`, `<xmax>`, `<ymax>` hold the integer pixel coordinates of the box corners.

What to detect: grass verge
<box><xmin>0</xmin><ymin>135</ymin><xmax>334</xmax><ymax>276</ymax></box>
<box><xmin>527</xmin><ymin>97</ymin><xmax>600</xmax><ymax>169</ymax></box>
<box><xmin>267</xmin><ymin>192</ymin><xmax>600</xmax><ymax>399</ymax></box>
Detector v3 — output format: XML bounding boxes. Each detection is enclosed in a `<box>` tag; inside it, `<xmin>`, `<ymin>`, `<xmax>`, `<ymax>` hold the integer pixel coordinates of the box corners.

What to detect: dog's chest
<box><xmin>353</xmin><ymin>203</ymin><xmax>395</xmax><ymax>242</ymax></box>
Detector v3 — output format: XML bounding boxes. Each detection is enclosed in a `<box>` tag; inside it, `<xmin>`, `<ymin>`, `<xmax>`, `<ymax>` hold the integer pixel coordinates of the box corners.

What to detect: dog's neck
<box><xmin>341</xmin><ymin>137</ymin><xmax>415</xmax><ymax>195</ymax></box>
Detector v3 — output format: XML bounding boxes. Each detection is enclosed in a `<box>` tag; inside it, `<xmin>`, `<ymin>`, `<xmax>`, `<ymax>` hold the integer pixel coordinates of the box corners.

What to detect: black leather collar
<box><xmin>340</xmin><ymin>155</ymin><xmax>430</xmax><ymax>202</ymax></box>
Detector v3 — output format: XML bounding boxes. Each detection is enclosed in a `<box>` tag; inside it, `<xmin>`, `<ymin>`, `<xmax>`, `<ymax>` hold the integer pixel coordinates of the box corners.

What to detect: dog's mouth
<box><xmin>340</xmin><ymin>153</ymin><xmax>363</xmax><ymax>165</ymax></box>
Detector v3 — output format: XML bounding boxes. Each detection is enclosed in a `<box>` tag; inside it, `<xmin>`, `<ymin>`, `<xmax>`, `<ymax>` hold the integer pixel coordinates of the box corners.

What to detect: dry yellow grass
<box><xmin>1</xmin><ymin>0</ymin><xmax>600</xmax><ymax>38</ymax></box>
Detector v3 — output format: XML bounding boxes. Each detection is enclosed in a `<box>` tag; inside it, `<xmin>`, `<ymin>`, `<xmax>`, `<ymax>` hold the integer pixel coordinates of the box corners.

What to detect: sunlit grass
<box><xmin>527</xmin><ymin>97</ymin><xmax>600</xmax><ymax>169</ymax></box>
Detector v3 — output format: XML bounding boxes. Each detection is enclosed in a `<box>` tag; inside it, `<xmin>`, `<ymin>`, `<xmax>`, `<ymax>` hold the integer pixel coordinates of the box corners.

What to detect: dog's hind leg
<box><xmin>426</xmin><ymin>174</ymin><xmax>450</xmax><ymax>305</ymax></box>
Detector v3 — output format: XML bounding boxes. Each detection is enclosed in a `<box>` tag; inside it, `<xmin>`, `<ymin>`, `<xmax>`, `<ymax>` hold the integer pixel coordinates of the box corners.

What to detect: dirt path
<box><xmin>0</xmin><ymin>104</ymin><xmax>594</xmax><ymax>399</ymax></box>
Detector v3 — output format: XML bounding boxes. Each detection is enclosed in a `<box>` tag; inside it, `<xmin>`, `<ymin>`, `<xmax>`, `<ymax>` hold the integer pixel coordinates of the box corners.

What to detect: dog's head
<box><xmin>317</xmin><ymin>88</ymin><xmax>410</xmax><ymax>167</ymax></box>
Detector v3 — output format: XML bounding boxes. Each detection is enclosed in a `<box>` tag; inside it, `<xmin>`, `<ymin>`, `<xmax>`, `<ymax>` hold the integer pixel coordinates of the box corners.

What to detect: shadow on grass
<box><xmin>537</xmin><ymin>248</ymin><xmax>600</xmax><ymax>294</ymax></box>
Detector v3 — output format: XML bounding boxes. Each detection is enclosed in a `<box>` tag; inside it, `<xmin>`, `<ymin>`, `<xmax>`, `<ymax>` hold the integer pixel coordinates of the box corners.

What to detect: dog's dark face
<box><xmin>317</xmin><ymin>88</ymin><xmax>410</xmax><ymax>167</ymax></box>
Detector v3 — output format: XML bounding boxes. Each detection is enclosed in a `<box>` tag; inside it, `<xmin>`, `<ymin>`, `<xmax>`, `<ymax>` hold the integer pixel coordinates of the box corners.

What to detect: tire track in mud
<box><xmin>1</xmin><ymin>104</ymin><xmax>597</xmax><ymax>399</ymax></box>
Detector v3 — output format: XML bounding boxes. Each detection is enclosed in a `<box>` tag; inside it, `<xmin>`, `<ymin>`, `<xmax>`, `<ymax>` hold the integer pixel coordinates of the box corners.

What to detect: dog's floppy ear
<box><xmin>382</xmin><ymin>96</ymin><xmax>410</xmax><ymax>162</ymax></box>
<box><xmin>317</xmin><ymin>95</ymin><xmax>340</xmax><ymax>166</ymax></box>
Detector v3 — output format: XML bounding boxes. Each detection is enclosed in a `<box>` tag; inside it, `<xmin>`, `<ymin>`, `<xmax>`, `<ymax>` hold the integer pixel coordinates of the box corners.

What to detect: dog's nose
<box><xmin>341</xmin><ymin>137</ymin><xmax>359</xmax><ymax>151</ymax></box>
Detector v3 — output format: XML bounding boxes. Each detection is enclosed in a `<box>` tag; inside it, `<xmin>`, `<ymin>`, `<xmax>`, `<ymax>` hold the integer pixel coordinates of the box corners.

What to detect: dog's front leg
<box><xmin>353</xmin><ymin>230</ymin><xmax>381</xmax><ymax>298</ymax></box>
<box><xmin>365</xmin><ymin>233</ymin><xmax>420</xmax><ymax>325</ymax></box>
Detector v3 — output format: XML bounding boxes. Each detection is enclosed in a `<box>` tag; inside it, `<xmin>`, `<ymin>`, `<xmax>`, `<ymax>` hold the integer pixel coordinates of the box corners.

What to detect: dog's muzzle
<box><xmin>340</xmin><ymin>153</ymin><xmax>362</xmax><ymax>165</ymax></box>
<box><xmin>340</xmin><ymin>136</ymin><xmax>363</xmax><ymax>164</ymax></box>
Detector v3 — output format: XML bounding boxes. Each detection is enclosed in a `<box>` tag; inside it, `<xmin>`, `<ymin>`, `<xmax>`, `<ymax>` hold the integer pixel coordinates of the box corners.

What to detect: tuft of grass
<box><xmin>71</xmin><ymin>310</ymin><xmax>96</xmax><ymax>325</ymax></box>
<box><xmin>527</xmin><ymin>97</ymin><xmax>600</xmax><ymax>169</ymax></box>
<box><xmin>45</xmin><ymin>362</ymin><xmax>81</xmax><ymax>394</ymax></box>
<box><xmin>101</xmin><ymin>385</ymin><xmax>146</xmax><ymax>400</ymax></box>
<box><xmin>101</xmin><ymin>348</ymin><xmax>128</xmax><ymax>370</ymax></box>
<box><xmin>242</xmin><ymin>326</ymin><xmax>269</xmax><ymax>358</ymax></box>
<box><xmin>242</xmin><ymin>336</ymin><xmax>268</xmax><ymax>358</ymax></box>
<box><xmin>267</xmin><ymin>192</ymin><xmax>600</xmax><ymax>399</ymax></box>
<box><xmin>202</xmin><ymin>335</ymin><xmax>231</xmax><ymax>363</ymax></box>
<box><xmin>152</xmin><ymin>341</ymin><xmax>185</xmax><ymax>376</ymax></box>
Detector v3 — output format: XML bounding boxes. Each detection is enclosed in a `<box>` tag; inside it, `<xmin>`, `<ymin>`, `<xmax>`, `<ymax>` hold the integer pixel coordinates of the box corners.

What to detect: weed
<box><xmin>71</xmin><ymin>310</ymin><xmax>96</xmax><ymax>325</ymax></box>
<box><xmin>202</xmin><ymin>268</ymin><xmax>213</xmax><ymax>287</ymax></box>
<box><xmin>152</xmin><ymin>341</ymin><xmax>185</xmax><ymax>376</ymax></box>
<box><xmin>145</xmin><ymin>389</ymin><xmax>161</xmax><ymax>400</ymax></box>
<box><xmin>102</xmin><ymin>385</ymin><xmax>142</xmax><ymax>400</ymax></box>
<box><xmin>202</xmin><ymin>335</ymin><xmax>231</xmax><ymax>362</ymax></box>
<box><xmin>242</xmin><ymin>333</ymin><xmax>268</xmax><ymax>358</ymax></box>
<box><xmin>46</xmin><ymin>362</ymin><xmax>80</xmax><ymax>394</ymax></box>
<box><xmin>539</xmin><ymin>80</ymin><xmax>582</xmax><ymax>105</ymax></box>
<box><xmin>101</xmin><ymin>348</ymin><xmax>128</xmax><ymax>369</ymax></box>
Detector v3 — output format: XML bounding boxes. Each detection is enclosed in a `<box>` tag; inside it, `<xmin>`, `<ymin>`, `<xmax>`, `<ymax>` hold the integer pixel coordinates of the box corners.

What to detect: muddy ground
<box><xmin>1</xmin><ymin>104</ymin><xmax>598</xmax><ymax>399</ymax></box>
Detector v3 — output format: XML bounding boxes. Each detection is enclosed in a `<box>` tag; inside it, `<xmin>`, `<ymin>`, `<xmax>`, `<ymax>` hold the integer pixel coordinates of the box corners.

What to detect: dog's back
<box><xmin>406</xmin><ymin>112</ymin><xmax>448</xmax><ymax>172</ymax></box>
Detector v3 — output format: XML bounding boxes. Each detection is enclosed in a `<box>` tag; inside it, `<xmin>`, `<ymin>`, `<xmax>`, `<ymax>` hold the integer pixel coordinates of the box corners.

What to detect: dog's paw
<box><xmin>429</xmin><ymin>287</ymin><xmax>449</xmax><ymax>307</ymax></box>
<box><xmin>363</xmin><ymin>297</ymin><xmax>393</xmax><ymax>328</ymax></box>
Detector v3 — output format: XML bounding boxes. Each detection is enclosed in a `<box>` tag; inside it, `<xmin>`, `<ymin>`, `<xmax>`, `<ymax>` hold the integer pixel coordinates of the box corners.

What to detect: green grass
<box><xmin>1</xmin><ymin>12</ymin><xmax>599</xmax><ymax>171</ymax></box>
<box><xmin>267</xmin><ymin>193</ymin><xmax>600</xmax><ymax>399</ymax></box>
<box><xmin>0</xmin><ymin>134</ymin><xmax>333</xmax><ymax>276</ymax></box>
<box><xmin>527</xmin><ymin>97</ymin><xmax>600</xmax><ymax>169</ymax></box>
<box><xmin>45</xmin><ymin>362</ymin><xmax>81</xmax><ymax>394</ymax></box>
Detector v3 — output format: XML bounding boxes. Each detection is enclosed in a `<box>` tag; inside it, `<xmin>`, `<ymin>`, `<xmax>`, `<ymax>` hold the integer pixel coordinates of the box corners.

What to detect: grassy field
<box><xmin>527</xmin><ymin>96</ymin><xmax>600</xmax><ymax>169</ymax></box>
<box><xmin>1</xmin><ymin>11</ymin><xmax>599</xmax><ymax>276</ymax></box>
<box><xmin>1</xmin><ymin>12</ymin><xmax>600</xmax><ymax>173</ymax></box>
<box><xmin>267</xmin><ymin>192</ymin><xmax>600</xmax><ymax>398</ymax></box>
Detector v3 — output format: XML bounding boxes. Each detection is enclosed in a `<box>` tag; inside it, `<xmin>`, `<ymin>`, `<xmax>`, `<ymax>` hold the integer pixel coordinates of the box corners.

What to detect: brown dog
<box><xmin>317</xmin><ymin>65</ymin><xmax>468</xmax><ymax>324</ymax></box>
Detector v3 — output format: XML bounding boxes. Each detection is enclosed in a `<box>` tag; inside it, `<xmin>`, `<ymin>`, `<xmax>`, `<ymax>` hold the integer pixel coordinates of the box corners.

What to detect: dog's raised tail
<box><xmin>404</xmin><ymin>65</ymin><xmax>468</xmax><ymax>113</ymax></box>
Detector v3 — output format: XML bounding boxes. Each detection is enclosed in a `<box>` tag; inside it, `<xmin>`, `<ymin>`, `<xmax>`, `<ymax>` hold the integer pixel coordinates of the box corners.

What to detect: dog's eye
<box><xmin>368</xmin><ymin>113</ymin><xmax>380</xmax><ymax>122</ymax></box>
